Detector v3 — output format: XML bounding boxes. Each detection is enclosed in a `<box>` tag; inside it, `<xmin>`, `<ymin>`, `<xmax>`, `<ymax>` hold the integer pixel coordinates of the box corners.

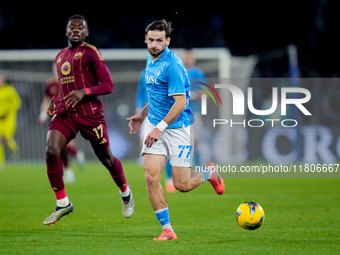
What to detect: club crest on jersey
<box><xmin>155</xmin><ymin>69</ymin><xmax>161</xmax><ymax>77</ymax></box>
<box><xmin>61</xmin><ymin>61</ymin><xmax>71</xmax><ymax>75</ymax></box>
<box><xmin>74</xmin><ymin>52</ymin><xmax>83</xmax><ymax>60</ymax></box>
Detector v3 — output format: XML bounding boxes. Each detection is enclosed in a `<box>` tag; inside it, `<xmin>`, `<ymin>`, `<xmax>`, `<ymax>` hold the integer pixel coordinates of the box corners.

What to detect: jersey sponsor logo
<box><xmin>146</xmin><ymin>74</ymin><xmax>161</xmax><ymax>85</ymax></box>
<box><xmin>60</xmin><ymin>76</ymin><xmax>75</xmax><ymax>85</ymax></box>
<box><xmin>61</xmin><ymin>61</ymin><xmax>71</xmax><ymax>75</ymax></box>
<box><xmin>146</xmin><ymin>69</ymin><xmax>162</xmax><ymax>85</ymax></box>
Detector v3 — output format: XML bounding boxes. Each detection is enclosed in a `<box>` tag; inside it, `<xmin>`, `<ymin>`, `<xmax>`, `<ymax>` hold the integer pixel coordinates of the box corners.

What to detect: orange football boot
<box><xmin>153</xmin><ymin>229</ymin><xmax>177</xmax><ymax>241</ymax></box>
<box><xmin>206</xmin><ymin>162</ymin><xmax>225</xmax><ymax>195</ymax></box>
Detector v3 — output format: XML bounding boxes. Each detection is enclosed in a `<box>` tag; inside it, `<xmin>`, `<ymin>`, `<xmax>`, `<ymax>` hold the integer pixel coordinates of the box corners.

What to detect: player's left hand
<box><xmin>144</xmin><ymin>128</ymin><xmax>162</xmax><ymax>148</ymax></box>
<box><xmin>64</xmin><ymin>89</ymin><xmax>86</xmax><ymax>108</ymax></box>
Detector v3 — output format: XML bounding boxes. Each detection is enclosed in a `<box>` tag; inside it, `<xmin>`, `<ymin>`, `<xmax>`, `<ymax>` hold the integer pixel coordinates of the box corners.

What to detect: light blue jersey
<box><xmin>145</xmin><ymin>47</ymin><xmax>192</xmax><ymax>129</ymax></box>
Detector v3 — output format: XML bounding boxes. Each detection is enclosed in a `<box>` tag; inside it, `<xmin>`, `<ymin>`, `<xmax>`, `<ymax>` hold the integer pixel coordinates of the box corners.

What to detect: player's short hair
<box><xmin>145</xmin><ymin>19</ymin><xmax>173</xmax><ymax>38</ymax></box>
<box><xmin>66</xmin><ymin>14</ymin><xmax>88</xmax><ymax>28</ymax></box>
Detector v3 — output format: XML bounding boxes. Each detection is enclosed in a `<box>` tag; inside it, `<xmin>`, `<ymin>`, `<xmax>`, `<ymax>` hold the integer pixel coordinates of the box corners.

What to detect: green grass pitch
<box><xmin>1</xmin><ymin>161</ymin><xmax>340</xmax><ymax>254</ymax></box>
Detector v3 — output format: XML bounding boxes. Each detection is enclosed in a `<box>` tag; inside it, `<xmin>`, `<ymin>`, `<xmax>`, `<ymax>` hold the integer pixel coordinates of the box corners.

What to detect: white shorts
<box><xmin>141</xmin><ymin>118</ymin><xmax>194</xmax><ymax>167</ymax></box>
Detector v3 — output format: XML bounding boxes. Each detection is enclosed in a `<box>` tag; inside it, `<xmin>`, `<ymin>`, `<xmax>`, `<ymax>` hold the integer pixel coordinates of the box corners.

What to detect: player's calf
<box><xmin>173</xmin><ymin>180</ymin><xmax>192</xmax><ymax>192</ymax></box>
<box><xmin>172</xmin><ymin>166</ymin><xmax>205</xmax><ymax>192</ymax></box>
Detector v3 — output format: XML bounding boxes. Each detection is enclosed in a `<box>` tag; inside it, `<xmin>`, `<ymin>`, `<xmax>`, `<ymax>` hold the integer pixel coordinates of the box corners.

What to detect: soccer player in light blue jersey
<box><xmin>135</xmin><ymin>70</ymin><xmax>175</xmax><ymax>193</ymax></box>
<box><xmin>127</xmin><ymin>19</ymin><xmax>225</xmax><ymax>241</ymax></box>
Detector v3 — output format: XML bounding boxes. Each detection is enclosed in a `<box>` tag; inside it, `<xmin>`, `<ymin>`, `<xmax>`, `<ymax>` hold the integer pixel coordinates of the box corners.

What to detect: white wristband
<box><xmin>156</xmin><ymin>120</ymin><xmax>168</xmax><ymax>132</ymax></box>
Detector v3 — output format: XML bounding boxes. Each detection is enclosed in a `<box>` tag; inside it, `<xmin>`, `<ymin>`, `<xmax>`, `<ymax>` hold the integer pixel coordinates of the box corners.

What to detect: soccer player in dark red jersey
<box><xmin>43</xmin><ymin>14</ymin><xmax>134</xmax><ymax>225</ymax></box>
<box><xmin>39</xmin><ymin>63</ymin><xmax>85</xmax><ymax>183</ymax></box>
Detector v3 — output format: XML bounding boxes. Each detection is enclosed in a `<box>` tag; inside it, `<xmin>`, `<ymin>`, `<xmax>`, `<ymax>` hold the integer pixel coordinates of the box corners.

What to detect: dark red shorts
<box><xmin>49</xmin><ymin>113</ymin><xmax>110</xmax><ymax>149</ymax></box>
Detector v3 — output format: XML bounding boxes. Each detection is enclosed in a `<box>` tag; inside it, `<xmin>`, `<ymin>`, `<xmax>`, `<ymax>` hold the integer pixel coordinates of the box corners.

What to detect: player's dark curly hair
<box><xmin>66</xmin><ymin>14</ymin><xmax>88</xmax><ymax>28</ymax></box>
<box><xmin>145</xmin><ymin>19</ymin><xmax>173</xmax><ymax>38</ymax></box>
<box><xmin>66</xmin><ymin>14</ymin><xmax>89</xmax><ymax>43</ymax></box>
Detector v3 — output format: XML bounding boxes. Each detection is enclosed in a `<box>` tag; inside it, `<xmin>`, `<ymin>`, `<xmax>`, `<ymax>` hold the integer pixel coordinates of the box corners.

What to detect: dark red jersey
<box><xmin>55</xmin><ymin>42</ymin><xmax>113</xmax><ymax>117</ymax></box>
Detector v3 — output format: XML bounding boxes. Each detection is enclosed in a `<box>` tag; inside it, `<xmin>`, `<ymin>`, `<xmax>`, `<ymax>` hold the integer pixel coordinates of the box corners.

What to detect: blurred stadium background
<box><xmin>1</xmin><ymin>1</ymin><xmax>340</xmax><ymax>165</ymax></box>
<box><xmin>1</xmin><ymin>4</ymin><xmax>340</xmax><ymax>255</ymax></box>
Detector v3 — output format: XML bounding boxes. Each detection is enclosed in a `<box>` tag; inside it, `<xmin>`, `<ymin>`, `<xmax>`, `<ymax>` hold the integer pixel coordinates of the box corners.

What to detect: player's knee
<box><xmin>100</xmin><ymin>157</ymin><xmax>114</xmax><ymax>169</ymax></box>
<box><xmin>98</xmin><ymin>152</ymin><xmax>114</xmax><ymax>169</ymax></box>
<box><xmin>144</xmin><ymin>171</ymin><xmax>160</xmax><ymax>188</ymax></box>
<box><xmin>45</xmin><ymin>144</ymin><xmax>61</xmax><ymax>160</ymax></box>
<box><xmin>94</xmin><ymin>146</ymin><xmax>114</xmax><ymax>169</ymax></box>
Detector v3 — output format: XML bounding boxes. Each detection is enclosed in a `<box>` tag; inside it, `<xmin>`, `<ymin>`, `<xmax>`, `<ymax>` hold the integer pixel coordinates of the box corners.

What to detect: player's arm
<box><xmin>160</xmin><ymin>62</ymin><xmax>187</xmax><ymax>128</ymax></box>
<box><xmin>64</xmin><ymin>48</ymin><xmax>113</xmax><ymax>108</ymax></box>
<box><xmin>90</xmin><ymin>66</ymin><xmax>113</xmax><ymax>95</ymax></box>
<box><xmin>144</xmin><ymin>95</ymin><xmax>185</xmax><ymax>148</ymax></box>
<box><xmin>162</xmin><ymin>94</ymin><xmax>186</xmax><ymax>126</ymax></box>
<box><xmin>5</xmin><ymin>86</ymin><xmax>21</xmax><ymax>117</ymax></box>
<box><xmin>88</xmin><ymin>47</ymin><xmax>113</xmax><ymax>95</ymax></box>
<box><xmin>38</xmin><ymin>95</ymin><xmax>51</xmax><ymax>123</ymax></box>
<box><xmin>47</xmin><ymin>95</ymin><xmax>58</xmax><ymax>117</ymax></box>
<box><xmin>126</xmin><ymin>103</ymin><xmax>149</xmax><ymax>135</ymax></box>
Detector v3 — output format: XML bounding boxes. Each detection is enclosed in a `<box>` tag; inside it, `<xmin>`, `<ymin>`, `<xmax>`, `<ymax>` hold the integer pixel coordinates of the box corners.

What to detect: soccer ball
<box><xmin>235</xmin><ymin>201</ymin><xmax>265</xmax><ymax>230</ymax></box>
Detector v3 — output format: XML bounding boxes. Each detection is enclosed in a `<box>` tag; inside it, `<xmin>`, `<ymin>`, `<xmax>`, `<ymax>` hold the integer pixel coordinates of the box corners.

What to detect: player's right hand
<box><xmin>144</xmin><ymin>128</ymin><xmax>162</xmax><ymax>148</ymax></box>
<box><xmin>47</xmin><ymin>99</ymin><xmax>56</xmax><ymax>117</ymax></box>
